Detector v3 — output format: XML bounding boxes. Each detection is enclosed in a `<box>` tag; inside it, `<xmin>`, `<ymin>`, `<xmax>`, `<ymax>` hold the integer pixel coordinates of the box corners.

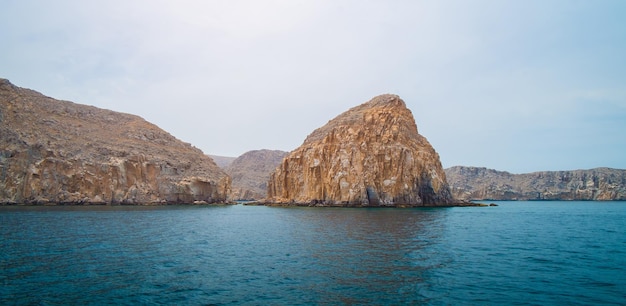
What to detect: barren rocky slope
<box><xmin>445</xmin><ymin>166</ymin><xmax>626</xmax><ymax>201</ymax></box>
<box><xmin>267</xmin><ymin>94</ymin><xmax>453</xmax><ymax>206</ymax></box>
<box><xmin>0</xmin><ymin>78</ymin><xmax>230</xmax><ymax>204</ymax></box>
<box><xmin>225</xmin><ymin>149</ymin><xmax>288</xmax><ymax>200</ymax></box>
<box><xmin>208</xmin><ymin>155</ymin><xmax>237</xmax><ymax>169</ymax></box>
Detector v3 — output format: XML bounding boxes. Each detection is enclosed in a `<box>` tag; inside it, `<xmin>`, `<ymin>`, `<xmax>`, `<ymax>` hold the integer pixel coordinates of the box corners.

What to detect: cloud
<box><xmin>1</xmin><ymin>0</ymin><xmax>625</xmax><ymax>173</ymax></box>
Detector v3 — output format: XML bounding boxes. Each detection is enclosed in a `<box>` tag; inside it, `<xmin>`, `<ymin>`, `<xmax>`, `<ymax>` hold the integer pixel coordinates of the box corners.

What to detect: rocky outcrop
<box><xmin>225</xmin><ymin>150</ymin><xmax>288</xmax><ymax>200</ymax></box>
<box><xmin>267</xmin><ymin>94</ymin><xmax>453</xmax><ymax>206</ymax></box>
<box><xmin>0</xmin><ymin>78</ymin><xmax>230</xmax><ymax>205</ymax></box>
<box><xmin>445</xmin><ymin>166</ymin><xmax>626</xmax><ymax>201</ymax></box>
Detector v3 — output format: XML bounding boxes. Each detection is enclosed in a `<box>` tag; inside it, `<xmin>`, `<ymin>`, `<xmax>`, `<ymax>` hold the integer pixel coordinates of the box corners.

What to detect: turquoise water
<box><xmin>1</xmin><ymin>202</ymin><xmax>624</xmax><ymax>305</ymax></box>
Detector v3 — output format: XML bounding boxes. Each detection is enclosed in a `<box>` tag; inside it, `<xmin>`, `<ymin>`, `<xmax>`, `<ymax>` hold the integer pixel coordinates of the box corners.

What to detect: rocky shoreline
<box><xmin>0</xmin><ymin>199</ymin><xmax>240</xmax><ymax>206</ymax></box>
<box><xmin>1</xmin><ymin>78</ymin><xmax>231</xmax><ymax>205</ymax></box>
<box><xmin>245</xmin><ymin>200</ymin><xmax>497</xmax><ymax>208</ymax></box>
<box><xmin>445</xmin><ymin>166</ymin><xmax>626</xmax><ymax>201</ymax></box>
<box><xmin>2</xmin><ymin>79</ymin><xmax>624</xmax><ymax>206</ymax></box>
<box><xmin>266</xmin><ymin>94</ymin><xmax>454</xmax><ymax>206</ymax></box>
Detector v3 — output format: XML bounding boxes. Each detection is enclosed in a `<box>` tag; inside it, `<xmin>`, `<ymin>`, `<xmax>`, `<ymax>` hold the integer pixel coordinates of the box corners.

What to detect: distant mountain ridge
<box><xmin>445</xmin><ymin>166</ymin><xmax>626</xmax><ymax>201</ymax></box>
<box><xmin>225</xmin><ymin>150</ymin><xmax>287</xmax><ymax>200</ymax></box>
<box><xmin>208</xmin><ymin>155</ymin><xmax>237</xmax><ymax>169</ymax></box>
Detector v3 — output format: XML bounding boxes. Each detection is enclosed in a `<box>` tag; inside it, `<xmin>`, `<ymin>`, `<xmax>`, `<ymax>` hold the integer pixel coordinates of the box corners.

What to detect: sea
<box><xmin>1</xmin><ymin>201</ymin><xmax>624</xmax><ymax>305</ymax></box>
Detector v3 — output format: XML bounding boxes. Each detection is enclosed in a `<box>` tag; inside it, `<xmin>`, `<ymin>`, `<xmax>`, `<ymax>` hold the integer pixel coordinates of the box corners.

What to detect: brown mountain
<box><xmin>0</xmin><ymin>78</ymin><xmax>230</xmax><ymax>205</ymax></box>
<box><xmin>225</xmin><ymin>149</ymin><xmax>288</xmax><ymax>200</ymax></box>
<box><xmin>267</xmin><ymin>94</ymin><xmax>453</xmax><ymax>206</ymax></box>
<box><xmin>445</xmin><ymin>166</ymin><xmax>626</xmax><ymax>201</ymax></box>
<box><xmin>208</xmin><ymin>155</ymin><xmax>237</xmax><ymax>169</ymax></box>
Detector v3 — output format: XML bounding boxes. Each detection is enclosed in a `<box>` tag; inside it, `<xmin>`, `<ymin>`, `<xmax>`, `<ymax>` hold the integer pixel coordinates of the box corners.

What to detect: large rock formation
<box><xmin>267</xmin><ymin>94</ymin><xmax>453</xmax><ymax>206</ymax></box>
<box><xmin>445</xmin><ymin>166</ymin><xmax>626</xmax><ymax>201</ymax></box>
<box><xmin>0</xmin><ymin>78</ymin><xmax>230</xmax><ymax>205</ymax></box>
<box><xmin>225</xmin><ymin>149</ymin><xmax>288</xmax><ymax>200</ymax></box>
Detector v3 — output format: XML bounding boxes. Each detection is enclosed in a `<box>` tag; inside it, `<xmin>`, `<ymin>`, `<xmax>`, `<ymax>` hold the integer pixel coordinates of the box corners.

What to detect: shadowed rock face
<box><xmin>267</xmin><ymin>94</ymin><xmax>453</xmax><ymax>206</ymax></box>
<box><xmin>445</xmin><ymin>166</ymin><xmax>626</xmax><ymax>201</ymax></box>
<box><xmin>0</xmin><ymin>78</ymin><xmax>230</xmax><ymax>205</ymax></box>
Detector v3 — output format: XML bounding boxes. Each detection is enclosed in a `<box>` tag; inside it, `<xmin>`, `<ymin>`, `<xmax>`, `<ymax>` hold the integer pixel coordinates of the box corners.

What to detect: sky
<box><xmin>1</xmin><ymin>0</ymin><xmax>625</xmax><ymax>174</ymax></box>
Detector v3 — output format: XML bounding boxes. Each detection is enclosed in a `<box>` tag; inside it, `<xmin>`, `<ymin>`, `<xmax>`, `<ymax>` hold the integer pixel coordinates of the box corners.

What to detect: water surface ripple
<box><xmin>1</xmin><ymin>202</ymin><xmax>624</xmax><ymax>305</ymax></box>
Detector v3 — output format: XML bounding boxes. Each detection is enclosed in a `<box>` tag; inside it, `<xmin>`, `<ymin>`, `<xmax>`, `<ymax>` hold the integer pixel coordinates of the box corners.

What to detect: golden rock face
<box><xmin>267</xmin><ymin>94</ymin><xmax>453</xmax><ymax>206</ymax></box>
<box><xmin>0</xmin><ymin>79</ymin><xmax>230</xmax><ymax>204</ymax></box>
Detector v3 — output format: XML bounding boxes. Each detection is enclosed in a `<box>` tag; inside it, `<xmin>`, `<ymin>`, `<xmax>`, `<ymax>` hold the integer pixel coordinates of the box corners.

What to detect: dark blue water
<box><xmin>1</xmin><ymin>202</ymin><xmax>625</xmax><ymax>305</ymax></box>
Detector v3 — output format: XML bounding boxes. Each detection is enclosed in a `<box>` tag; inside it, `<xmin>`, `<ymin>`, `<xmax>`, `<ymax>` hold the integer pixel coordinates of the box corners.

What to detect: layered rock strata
<box><xmin>226</xmin><ymin>149</ymin><xmax>288</xmax><ymax>200</ymax></box>
<box><xmin>0</xmin><ymin>78</ymin><xmax>230</xmax><ymax>205</ymax></box>
<box><xmin>445</xmin><ymin>166</ymin><xmax>626</xmax><ymax>201</ymax></box>
<box><xmin>267</xmin><ymin>94</ymin><xmax>453</xmax><ymax>206</ymax></box>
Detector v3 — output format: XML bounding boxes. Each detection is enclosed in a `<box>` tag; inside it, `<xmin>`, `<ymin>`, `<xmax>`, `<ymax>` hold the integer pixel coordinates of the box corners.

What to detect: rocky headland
<box><xmin>6</xmin><ymin>78</ymin><xmax>620</xmax><ymax>206</ymax></box>
<box><xmin>266</xmin><ymin>94</ymin><xmax>454</xmax><ymax>207</ymax></box>
<box><xmin>445</xmin><ymin>166</ymin><xmax>626</xmax><ymax>201</ymax></box>
<box><xmin>224</xmin><ymin>149</ymin><xmax>288</xmax><ymax>201</ymax></box>
<box><xmin>0</xmin><ymin>78</ymin><xmax>230</xmax><ymax>205</ymax></box>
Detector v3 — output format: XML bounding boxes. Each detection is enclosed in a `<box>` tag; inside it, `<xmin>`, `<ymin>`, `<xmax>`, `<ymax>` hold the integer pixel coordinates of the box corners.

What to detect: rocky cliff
<box><xmin>445</xmin><ymin>166</ymin><xmax>626</xmax><ymax>201</ymax></box>
<box><xmin>267</xmin><ymin>94</ymin><xmax>453</xmax><ymax>206</ymax></box>
<box><xmin>0</xmin><ymin>78</ymin><xmax>230</xmax><ymax>205</ymax></box>
<box><xmin>225</xmin><ymin>149</ymin><xmax>288</xmax><ymax>200</ymax></box>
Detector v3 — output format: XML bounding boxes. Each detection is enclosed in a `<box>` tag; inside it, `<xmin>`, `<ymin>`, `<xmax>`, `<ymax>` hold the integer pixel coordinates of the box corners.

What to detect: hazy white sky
<box><xmin>2</xmin><ymin>0</ymin><xmax>625</xmax><ymax>173</ymax></box>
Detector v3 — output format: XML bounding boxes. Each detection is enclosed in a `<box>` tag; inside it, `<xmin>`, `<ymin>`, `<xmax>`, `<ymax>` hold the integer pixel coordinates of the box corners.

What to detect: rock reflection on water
<box><xmin>275</xmin><ymin>207</ymin><xmax>451</xmax><ymax>304</ymax></box>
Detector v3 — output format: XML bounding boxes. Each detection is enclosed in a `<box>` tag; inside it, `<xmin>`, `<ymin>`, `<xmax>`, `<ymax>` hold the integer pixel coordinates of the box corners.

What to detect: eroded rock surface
<box><xmin>445</xmin><ymin>166</ymin><xmax>626</xmax><ymax>201</ymax></box>
<box><xmin>267</xmin><ymin>94</ymin><xmax>453</xmax><ymax>206</ymax></box>
<box><xmin>0</xmin><ymin>78</ymin><xmax>230</xmax><ymax>204</ymax></box>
